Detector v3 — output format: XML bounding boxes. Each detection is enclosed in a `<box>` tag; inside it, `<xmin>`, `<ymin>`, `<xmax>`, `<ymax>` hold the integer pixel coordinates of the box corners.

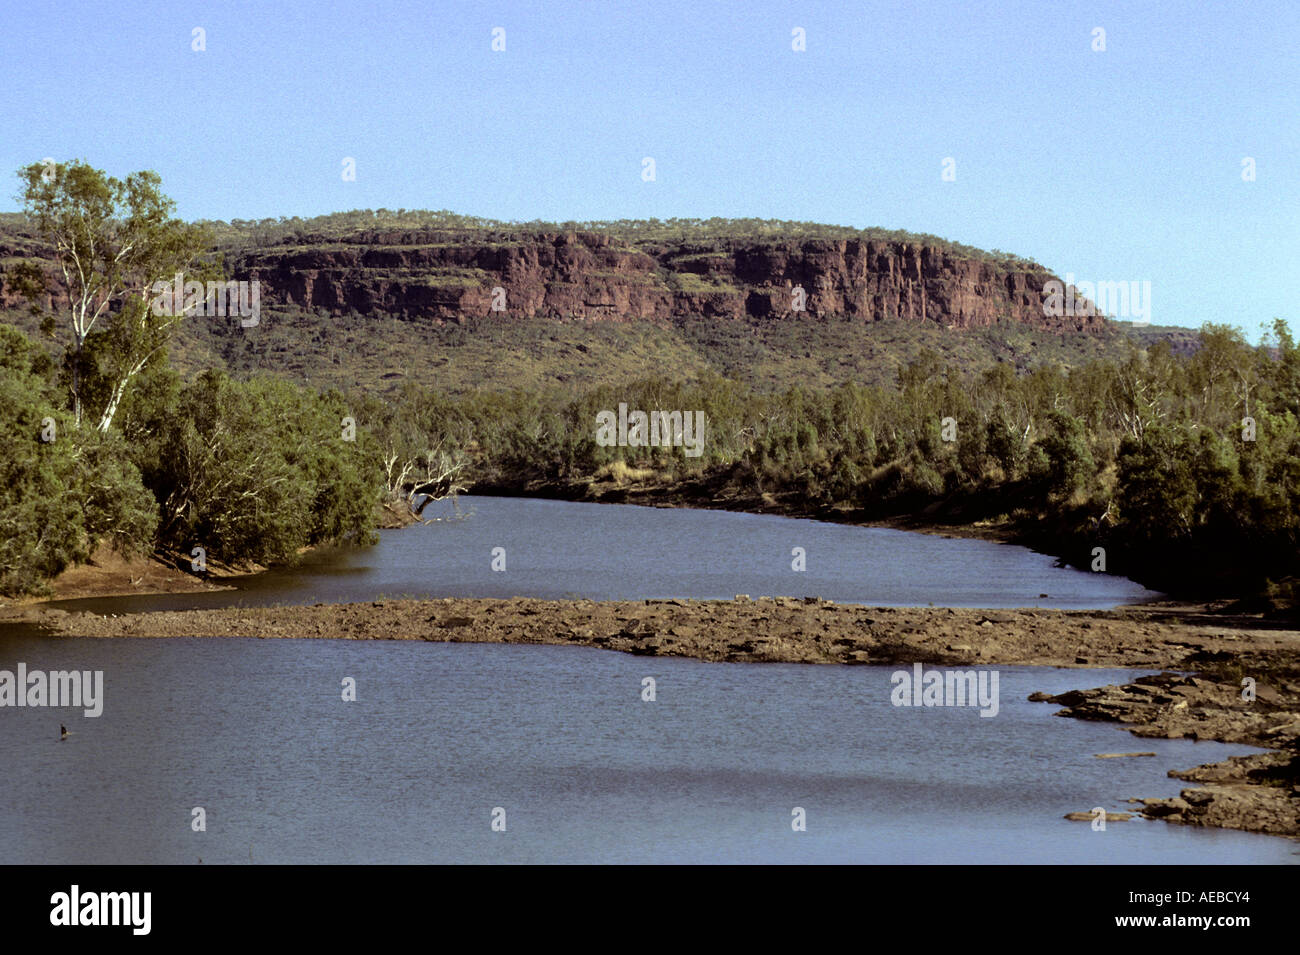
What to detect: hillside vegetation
<box><xmin>0</xmin><ymin>301</ymin><xmax>1194</xmax><ymax>398</ymax></box>
<box><xmin>176</xmin><ymin>208</ymin><xmax>1046</xmax><ymax>270</ymax></box>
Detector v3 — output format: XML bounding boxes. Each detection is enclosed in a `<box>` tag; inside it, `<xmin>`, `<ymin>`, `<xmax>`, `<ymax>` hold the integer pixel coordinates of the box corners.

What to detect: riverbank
<box><xmin>4</xmin><ymin>502</ymin><xmax>421</xmax><ymax>606</ymax></box>
<box><xmin>11</xmin><ymin>594</ymin><xmax>1297</xmax><ymax>839</ymax></box>
<box><xmin>1037</xmin><ymin>674</ymin><xmax>1300</xmax><ymax>837</ymax></box>
<box><xmin>477</xmin><ymin>474</ymin><xmax>1022</xmax><ymax>543</ymax></box>
<box><xmin>11</xmin><ymin>596</ymin><xmax>1240</xmax><ymax>666</ymax></box>
<box><xmin>1</xmin><ymin>544</ymin><xmax>247</xmax><ymax>605</ymax></box>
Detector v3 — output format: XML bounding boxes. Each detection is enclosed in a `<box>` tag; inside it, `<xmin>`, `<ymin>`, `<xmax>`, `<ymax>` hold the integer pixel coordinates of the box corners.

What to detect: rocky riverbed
<box><xmin>1034</xmin><ymin>671</ymin><xmax>1300</xmax><ymax>837</ymax></box>
<box><xmin>7</xmin><ymin>596</ymin><xmax>1297</xmax><ymax>839</ymax></box>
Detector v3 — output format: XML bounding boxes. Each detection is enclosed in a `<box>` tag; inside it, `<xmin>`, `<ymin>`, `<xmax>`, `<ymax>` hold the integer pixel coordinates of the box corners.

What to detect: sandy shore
<box><xmin>10</xmin><ymin>594</ymin><xmax>1297</xmax><ymax>839</ymax></box>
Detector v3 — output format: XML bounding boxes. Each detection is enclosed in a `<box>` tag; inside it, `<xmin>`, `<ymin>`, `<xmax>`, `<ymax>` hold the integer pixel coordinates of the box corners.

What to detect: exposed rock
<box><xmin>2</xmin><ymin>229</ymin><xmax>1109</xmax><ymax>333</ymax></box>
<box><xmin>240</xmin><ymin>233</ymin><xmax>1107</xmax><ymax>331</ymax></box>
<box><xmin>1039</xmin><ymin>669</ymin><xmax>1300</xmax><ymax>839</ymax></box>
<box><xmin>1140</xmin><ymin>798</ymin><xmax>1190</xmax><ymax>818</ymax></box>
<box><xmin>1138</xmin><ymin>785</ymin><xmax>1300</xmax><ymax>837</ymax></box>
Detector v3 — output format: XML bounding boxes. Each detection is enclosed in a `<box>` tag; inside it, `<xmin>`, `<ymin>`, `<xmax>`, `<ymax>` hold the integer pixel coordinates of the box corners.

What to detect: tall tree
<box><xmin>13</xmin><ymin>160</ymin><xmax>211</xmax><ymax>431</ymax></box>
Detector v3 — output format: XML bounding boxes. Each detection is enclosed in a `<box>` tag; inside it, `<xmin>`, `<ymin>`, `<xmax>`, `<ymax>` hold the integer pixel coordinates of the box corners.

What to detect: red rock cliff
<box><xmin>231</xmin><ymin>230</ymin><xmax>1104</xmax><ymax>332</ymax></box>
<box><xmin>2</xmin><ymin>228</ymin><xmax>1106</xmax><ymax>333</ymax></box>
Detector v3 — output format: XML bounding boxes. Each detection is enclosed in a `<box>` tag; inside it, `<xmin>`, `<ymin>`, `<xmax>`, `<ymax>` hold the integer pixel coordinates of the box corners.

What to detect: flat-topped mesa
<box><xmin>0</xmin><ymin>222</ymin><xmax>1108</xmax><ymax>333</ymax></box>
<box><xmin>227</xmin><ymin>230</ymin><xmax>1107</xmax><ymax>332</ymax></box>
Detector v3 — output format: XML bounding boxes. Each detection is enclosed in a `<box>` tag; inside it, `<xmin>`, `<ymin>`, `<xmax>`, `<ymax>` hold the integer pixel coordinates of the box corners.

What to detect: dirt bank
<box><xmin>0</xmin><ymin>544</ymin><xmax>245</xmax><ymax>606</ymax></box>
<box><xmin>4</xmin><ymin>502</ymin><xmax>419</xmax><ymax>607</ymax></box>
<box><xmin>475</xmin><ymin>476</ymin><xmax>1022</xmax><ymax>544</ymax></box>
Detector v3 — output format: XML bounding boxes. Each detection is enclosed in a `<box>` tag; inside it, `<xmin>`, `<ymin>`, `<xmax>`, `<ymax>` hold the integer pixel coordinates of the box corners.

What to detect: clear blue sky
<box><xmin>2</xmin><ymin>0</ymin><xmax>1296</xmax><ymax>332</ymax></box>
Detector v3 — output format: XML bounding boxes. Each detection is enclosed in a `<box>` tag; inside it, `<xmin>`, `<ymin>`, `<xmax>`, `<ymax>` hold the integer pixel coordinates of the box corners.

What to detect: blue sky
<box><xmin>2</xmin><ymin>0</ymin><xmax>1296</xmax><ymax>332</ymax></box>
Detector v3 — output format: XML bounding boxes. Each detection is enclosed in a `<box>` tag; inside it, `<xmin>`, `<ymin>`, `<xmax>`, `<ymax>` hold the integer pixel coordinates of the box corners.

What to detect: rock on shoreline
<box><xmin>1035</xmin><ymin>672</ymin><xmax>1300</xmax><ymax>838</ymax></box>
<box><xmin>12</xmin><ymin>596</ymin><xmax>1291</xmax><ymax>667</ymax></box>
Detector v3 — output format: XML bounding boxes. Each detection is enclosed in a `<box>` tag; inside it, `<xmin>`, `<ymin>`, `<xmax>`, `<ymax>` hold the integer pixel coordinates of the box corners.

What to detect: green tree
<box><xmin>1040</xmin><ymin>410</ymin><xmax>1096</xmax><ymax>499</ymax></box>
<box><xmin>0</xmin><ymin>329</ymin><xmax>84</xmax><ymax>593</ymax></box>
<box><xmin>1116</xmin><ymin>426</ymin><xmax>1198</xmax><ymax>544</ymax></box>
<box><xmin>14</xmin><ymin>159</ymin><xmax>210</xmax><ymax>431</ymax></box>
<box><xmin>151</xmin><ymin>372</ymin><xmax>380</xmax><ymax>566</ymax></box>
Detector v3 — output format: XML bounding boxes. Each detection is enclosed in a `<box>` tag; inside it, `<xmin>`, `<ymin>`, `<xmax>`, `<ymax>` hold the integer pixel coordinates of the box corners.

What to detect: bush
<box><xmin>150</xmin><ymin>371</ymin><xmax>381</xmax><ymax>566</ymax></box>
<box><xmin>0</xmin><ymin>343</ymin><xmax>84</xmax><ymax>594</ymax></box>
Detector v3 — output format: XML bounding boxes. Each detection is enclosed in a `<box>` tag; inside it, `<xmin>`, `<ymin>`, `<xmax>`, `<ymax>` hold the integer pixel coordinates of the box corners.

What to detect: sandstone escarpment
<box><xmin>1</xmin><ymin>224</ymin><xmax>1109</xmax><ymax>333</ymax></box>
<box><xmin>230</xmin><ymin>230</ymin><xmax>1105</xmax><ymax>332</ymax></box>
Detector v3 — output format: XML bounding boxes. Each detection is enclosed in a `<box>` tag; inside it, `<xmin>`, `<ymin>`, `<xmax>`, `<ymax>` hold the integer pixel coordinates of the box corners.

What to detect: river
<box><xmin>4</xmin><ymin>497</ymin><xmax>1292</xmax><ymax>863</ymax></box>
<box><xmin>40</xmin><ymin>495</ymin><xmax>1159</xmax><ymax>614</ymax></box>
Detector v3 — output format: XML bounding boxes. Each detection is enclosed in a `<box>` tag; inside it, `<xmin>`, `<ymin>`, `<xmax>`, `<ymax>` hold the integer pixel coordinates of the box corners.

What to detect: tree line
<box><xmin>351</xmin><ymin>321</ymin><xmax>1300</xmax><ymax>602</ymax></box>
<box><xmin>0</xmin><ymin>161</ymin><xmax>380</xmax><ymax>594</ymax></box>
<box><xmin>5</xmin><ymin>305</ymin><xmax>1296</xmax><ymax>602</ymax></box>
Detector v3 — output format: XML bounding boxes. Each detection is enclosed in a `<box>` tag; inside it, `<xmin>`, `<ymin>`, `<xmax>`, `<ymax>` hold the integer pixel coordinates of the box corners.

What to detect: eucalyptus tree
<box><xmin>11</xmin><ymin>159</ymin><xmax>211</xmax><ymax>431</ymax></box>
